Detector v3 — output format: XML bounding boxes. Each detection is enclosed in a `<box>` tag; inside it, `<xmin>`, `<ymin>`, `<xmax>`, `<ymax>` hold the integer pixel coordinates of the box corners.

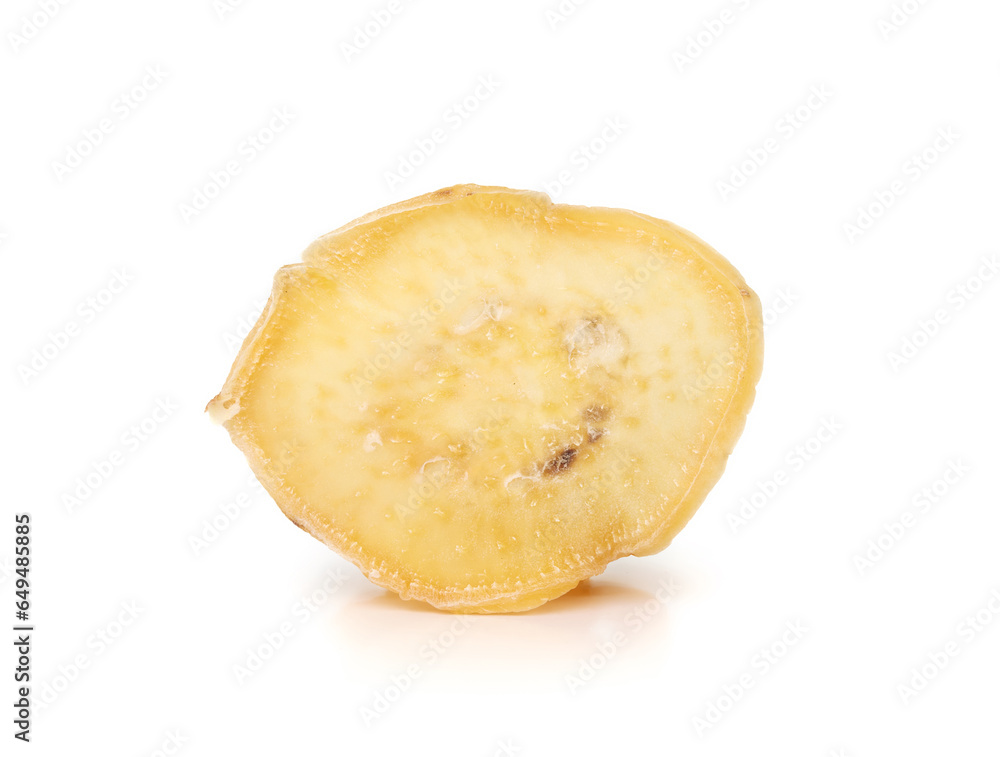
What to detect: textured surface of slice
<box><xmin>208</xmin><ymin>185</ymin><xmax>763</xmax><ymax>613</ymax></box>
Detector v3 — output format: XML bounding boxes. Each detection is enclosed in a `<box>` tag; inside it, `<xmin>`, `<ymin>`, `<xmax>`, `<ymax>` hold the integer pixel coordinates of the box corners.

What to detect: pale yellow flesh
<box><xmin>209</xmin><ymin>186</ymin><xmax>763</xmax><ymax>613</ymax></box>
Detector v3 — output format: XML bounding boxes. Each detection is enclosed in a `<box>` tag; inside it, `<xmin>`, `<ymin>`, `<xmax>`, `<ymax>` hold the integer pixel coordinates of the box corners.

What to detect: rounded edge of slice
<box><xmin>208</xmin><ymin>185</ymin><xmax>764</xmax><ymax>613</ymax></box>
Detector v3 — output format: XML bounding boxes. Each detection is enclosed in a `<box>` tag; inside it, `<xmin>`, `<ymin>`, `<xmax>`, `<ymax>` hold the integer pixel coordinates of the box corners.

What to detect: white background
<box><xmin>3</xmin><ymin>0</ymin><xmax>999</xmax><ymax>754</ymax></box>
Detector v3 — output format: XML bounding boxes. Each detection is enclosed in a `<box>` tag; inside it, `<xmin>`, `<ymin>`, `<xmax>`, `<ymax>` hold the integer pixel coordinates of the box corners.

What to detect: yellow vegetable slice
<box><xmin>208</xmin><ymin>185</ymin><xmax>763</xmax><ymax>613</ymax></box>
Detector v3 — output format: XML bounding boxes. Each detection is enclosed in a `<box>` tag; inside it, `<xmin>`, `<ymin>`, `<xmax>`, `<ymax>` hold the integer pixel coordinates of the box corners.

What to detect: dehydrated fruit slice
<box><xmin>208</xmin><ymin>185</ymin><xmax>763</xmax><ymax>613</ymax></box>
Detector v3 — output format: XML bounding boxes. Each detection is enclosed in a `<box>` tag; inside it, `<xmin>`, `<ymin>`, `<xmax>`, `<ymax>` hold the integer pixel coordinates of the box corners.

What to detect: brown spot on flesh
<box><xmin>543</xmin><ymin>447</ymin><xmax>578</xmax><ymax>475</ymax></box>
